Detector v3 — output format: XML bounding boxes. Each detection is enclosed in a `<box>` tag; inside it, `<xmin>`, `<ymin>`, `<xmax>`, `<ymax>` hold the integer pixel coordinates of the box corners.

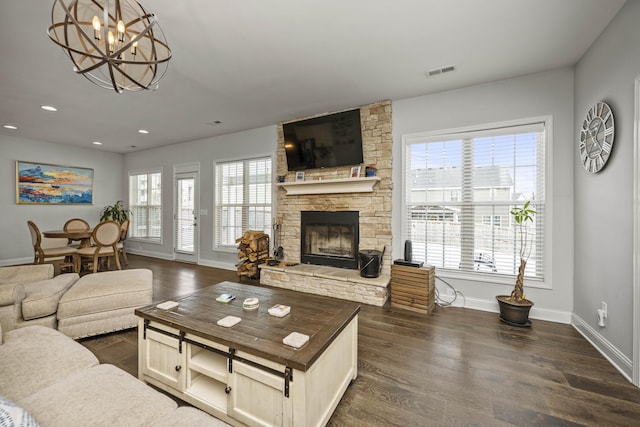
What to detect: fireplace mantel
<box><xmin>277</xmin><ymin>177</ymin><xmax>380</xmax><ymax>195</ymax></box>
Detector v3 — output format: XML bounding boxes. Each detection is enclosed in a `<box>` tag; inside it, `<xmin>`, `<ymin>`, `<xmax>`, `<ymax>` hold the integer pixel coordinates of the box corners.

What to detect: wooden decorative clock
<box><xmin>579</xmin><ymin>101</ymin><xmax>615</xmax><ymax>173</ymax></box>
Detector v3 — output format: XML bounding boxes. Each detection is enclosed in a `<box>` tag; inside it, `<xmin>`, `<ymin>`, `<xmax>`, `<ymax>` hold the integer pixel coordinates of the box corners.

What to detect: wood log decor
<box><xmin>236</xmin><ymin>230</ymin><xmax>270</xmax><ymax>279</ymax></box>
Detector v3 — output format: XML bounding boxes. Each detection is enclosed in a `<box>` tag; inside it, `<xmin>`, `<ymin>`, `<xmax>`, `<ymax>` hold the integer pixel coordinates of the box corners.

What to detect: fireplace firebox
<box><xmin>301</xmin><ymin>211</ymin><xmax>359</xmax><ymax>270</ymax></box>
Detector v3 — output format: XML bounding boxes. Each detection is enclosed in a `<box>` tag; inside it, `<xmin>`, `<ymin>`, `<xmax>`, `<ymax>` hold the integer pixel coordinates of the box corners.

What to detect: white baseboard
<box><xmin>572</xmin><ymin>313</ymin><xmax>633</xmax><ymax>382</ymax></box>
<box><xmin>437</xmin><ymin>294</ymin><xmax>572</xmax><ymax>324</ymax></box>
<box><xmin>197</xmin><ymin>259</ymin><xmax>236</xmax><ymax>271</ymax></box>
<box><xmin>125</xmin><ymin>248</ymin><xmax>174</xmax><ymax>261</ymax></box>
<box><xmin>0</xmin><ymin>257</ymin><xmax>33</xmax><ymax>267</ymax></box>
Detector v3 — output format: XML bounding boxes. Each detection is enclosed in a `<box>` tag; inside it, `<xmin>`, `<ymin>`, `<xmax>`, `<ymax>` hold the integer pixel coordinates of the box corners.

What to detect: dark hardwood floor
<box><xmin>79</xmin><ymin>255</ymin><xmax>640</xmax><ymax>426</ymax></box>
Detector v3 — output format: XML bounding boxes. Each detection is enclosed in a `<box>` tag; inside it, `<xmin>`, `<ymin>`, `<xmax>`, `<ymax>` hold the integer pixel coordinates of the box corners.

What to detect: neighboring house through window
<box><xmin>215</xmin><ymin>157</ymin><xmax>272</xmax><ymax>249</ymax></box>
<box><xmin>129</xmin><ymin>169</ymin><xmax>162</xmax><ymax>242</ymax></box>
<box><xmin>403</xmin><ymin>118</ymin><xmax>547</xmax><ymax>280</ymax></box>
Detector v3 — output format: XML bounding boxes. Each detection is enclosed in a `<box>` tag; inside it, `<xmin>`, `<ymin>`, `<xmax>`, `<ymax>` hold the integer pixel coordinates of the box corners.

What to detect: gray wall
<box><xmin>0</xmin><ymin>135</ymin><xmax>123</xmax><ymax>265</ymax></box>
<box><xmin>1</xmin><ymin>3</ymin><xmax>637</xmax><ymax>380</ymax></box>
<box><xmin>573</xmin><ymin>0</ymin><xmax>640</xmax><ymax>378</ymax></box>
<box><xmin>392</xmin><ymin>67</ymin><xmax>575</xmax><ymax>323</ymax></box>
<box><xmin>123</xmin><ymin>125</ymin><xmax>277</xmax><ymax>268</ymax></box>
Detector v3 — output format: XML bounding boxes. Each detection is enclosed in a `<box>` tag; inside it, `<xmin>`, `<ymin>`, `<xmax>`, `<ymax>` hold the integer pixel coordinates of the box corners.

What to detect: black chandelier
<box><xmin>48</xmin><ymin>0</ymin><xmax>172</xmax><ymax>93</ymax></box>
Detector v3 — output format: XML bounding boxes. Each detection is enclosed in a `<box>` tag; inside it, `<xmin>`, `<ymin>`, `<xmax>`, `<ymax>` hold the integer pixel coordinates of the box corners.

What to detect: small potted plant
<box><xmin>496</xmin><ymin>200</ymin><xmax>536</xmax><ymax>326</ymax></box>
<box><xmin>100</xmin><ymin>200</ymin><xmax>130</xmax><ymax>224</ymax></box>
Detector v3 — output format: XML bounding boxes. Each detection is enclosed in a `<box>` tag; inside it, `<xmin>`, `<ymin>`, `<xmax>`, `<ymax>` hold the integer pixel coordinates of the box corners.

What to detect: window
<box><xmin>215</xmin><ymin>157</ymin><xmax>272</xmax><ymax>248</ymax></box>
<box><xmin>129</xmin><ymin>170</ymin><xmax>162</xmax><ymax>242</ymax></box>
<box><xmin>403</xmin><ymin>119</ymin><xmax>546</xmax><ymax>280</ymax></box>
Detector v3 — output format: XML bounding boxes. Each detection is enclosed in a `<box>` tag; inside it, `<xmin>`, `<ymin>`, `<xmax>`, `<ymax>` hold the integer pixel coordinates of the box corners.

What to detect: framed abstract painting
<box><xmin>16</xmin><ymin>161</ymin><xmax>94</xmax><ymax>205</ymax></box>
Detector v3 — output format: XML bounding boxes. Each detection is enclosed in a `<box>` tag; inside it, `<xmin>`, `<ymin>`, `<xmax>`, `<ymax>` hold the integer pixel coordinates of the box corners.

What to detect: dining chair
<box><xmin>63</xmin><ymin>218</ymin><xmax>90</xmax><ymax>247</ymax></box>
<box><xmin>27</xmin><ymin>220</ymin><xmax>77</xmax><ymax>272</ymax></box>
<box><xmin>116</xmin><ymin>219</ymin><xmax>130</xmax><ymax>266</ymax></box>
<box><xmin>74</xmin><ymin>221</ymin><xmax>122</xmax><ymax>273</ymax></box>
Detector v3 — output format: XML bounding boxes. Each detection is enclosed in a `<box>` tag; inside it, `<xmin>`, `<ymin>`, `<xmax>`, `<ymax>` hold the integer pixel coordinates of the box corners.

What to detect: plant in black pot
<box><xmin>100</xmin><ymin>200</ymin><xmax>130</xmax><ymax>224</ymax></box>
<box><xmin>496</xmin><ymin>200</ymin><xmax>536</xmax><ymax>327</ymax></box>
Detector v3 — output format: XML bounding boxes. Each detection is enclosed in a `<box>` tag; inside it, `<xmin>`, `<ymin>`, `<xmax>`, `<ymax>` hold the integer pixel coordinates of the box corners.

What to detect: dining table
<box><xmin>42</xmin><ymin>229</ymin><xmax>93</xmax><ymax>248</ymax></box>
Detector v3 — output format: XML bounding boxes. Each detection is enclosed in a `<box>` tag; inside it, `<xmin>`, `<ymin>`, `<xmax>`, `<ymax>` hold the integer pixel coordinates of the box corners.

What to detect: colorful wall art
<box><xmin>16</xmin><ymin>161</ymin><xmax>94</xmax><ymax>204</ymax></box>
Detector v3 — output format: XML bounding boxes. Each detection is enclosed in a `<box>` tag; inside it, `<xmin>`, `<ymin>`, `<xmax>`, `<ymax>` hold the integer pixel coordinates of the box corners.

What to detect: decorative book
<box><xmin>268</xmin><ymin>304</ymin><xmax>291</xmax><ymax>317</ymax></box>
<box><xmin>216</xmin><ymin>293</ymin><xmax>236</xmax><ymax>303</ymax></box>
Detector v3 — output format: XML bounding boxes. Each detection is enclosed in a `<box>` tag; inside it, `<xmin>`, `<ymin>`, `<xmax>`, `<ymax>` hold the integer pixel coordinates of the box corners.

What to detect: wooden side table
<box><xmin>390</xmin><ymin>264</ymin><xmax>435</xmax><ymax>314</ymax></box>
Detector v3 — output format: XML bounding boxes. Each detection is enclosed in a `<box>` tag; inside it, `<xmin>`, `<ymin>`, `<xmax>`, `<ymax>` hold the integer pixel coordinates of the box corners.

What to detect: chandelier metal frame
<box><xmin>48</xmin><ymin>0</ymin><xmax>171</xmax><ymax>93</ymax></box>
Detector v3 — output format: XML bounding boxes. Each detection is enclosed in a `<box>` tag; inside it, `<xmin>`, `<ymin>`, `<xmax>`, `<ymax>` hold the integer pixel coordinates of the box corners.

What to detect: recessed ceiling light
<box><xmin>41</xmin><ymin>105</ymin><xmax>58</xmax><ymax>112</ymax></box>
<box><xmin>138</xmin><ymin>129</ymin><xmax>149</xmax><ymax>134</ymax></box>
<box><xmin>92</xmin><ymin>141</ymin><xmax>103</xmax><ymax>145</ymax></box>
<box><xmin>3</xmin><ymin>125</ymin><xmax>18</xmax><ymax>130</ymax></box>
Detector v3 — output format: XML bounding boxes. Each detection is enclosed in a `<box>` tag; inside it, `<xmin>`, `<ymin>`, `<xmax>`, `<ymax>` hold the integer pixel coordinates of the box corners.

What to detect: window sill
<box><xmin>435</xmin><ymin>268</ymin><xmax>550</xmax><ymax>290</ymax></box>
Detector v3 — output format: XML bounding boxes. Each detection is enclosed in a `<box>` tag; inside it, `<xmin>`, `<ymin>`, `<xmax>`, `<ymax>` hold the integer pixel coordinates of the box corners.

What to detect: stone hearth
<box><xmin>260</xmin><ymin>264</ymin><xmax>390</xmax><ymax>306</ymax></box>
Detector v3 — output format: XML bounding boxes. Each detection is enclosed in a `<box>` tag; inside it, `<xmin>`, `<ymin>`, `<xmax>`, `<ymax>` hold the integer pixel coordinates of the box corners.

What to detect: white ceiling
<box><xmin>0</xmin><ymin>0</ymin><xmax>626</xmax><ymax>153</ymax></box>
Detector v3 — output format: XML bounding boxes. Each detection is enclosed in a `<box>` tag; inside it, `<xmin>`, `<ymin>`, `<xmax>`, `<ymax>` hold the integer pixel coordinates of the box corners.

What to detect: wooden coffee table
<box><xmin>135</xmin><ymin>281</ymin><xmax>360</xmax><ymax>426</ymax></box>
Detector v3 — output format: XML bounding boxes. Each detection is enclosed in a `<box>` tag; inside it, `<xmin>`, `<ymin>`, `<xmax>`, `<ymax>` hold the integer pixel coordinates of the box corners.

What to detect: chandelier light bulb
<box><xmin>48</xmin><ymin>0</ymin><xmax>171</xmax><ymax>93</ymax></box>
<box><xmin>107</xmin><ymin>31</ymin><xmax>115</xmax><ymax>53</ymax></box>
<box><xmin>92</xmin><ymin>15</ymin><xmax>101</xmax><ymax>40</ymax></box>
<box><xmin>117</xmin><ymin>20</ymin><xmax>125</xmax><ymax>42</ymax></box>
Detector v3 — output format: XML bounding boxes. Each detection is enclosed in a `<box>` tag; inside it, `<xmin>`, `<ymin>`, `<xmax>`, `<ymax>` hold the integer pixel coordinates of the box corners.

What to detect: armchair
<box><xmin>0</xmin><ymin>264</ymin><xmax>78</xmax><ymax>333</ymax></box>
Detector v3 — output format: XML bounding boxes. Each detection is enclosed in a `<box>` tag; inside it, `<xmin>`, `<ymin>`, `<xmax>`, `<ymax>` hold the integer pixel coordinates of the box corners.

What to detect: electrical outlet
<box><xmin>597</xmin><ymin>301</ymin><xmax>608</xmax><ymax>327</ymax></box>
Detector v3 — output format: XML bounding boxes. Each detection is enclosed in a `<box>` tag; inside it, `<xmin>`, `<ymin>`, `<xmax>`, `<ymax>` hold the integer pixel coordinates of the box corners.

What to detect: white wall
<box><xmin>123</xmin><ymin>125</ymin><xmax>278</xmax><ymax>268</ymax></box>
<box><xmin>392</xmin><ymin>68</ymin><xmax>575</xmax><ymax>323</ymax></box>
<box><xmin>573</xmin><ymin>1</ymin><xmax>640</xmax><ymax>379</ymax></box>
<box><xmin>0</xmin><ymin>135</ymin><xmax>123</xmax><ymax>265</ymax></box>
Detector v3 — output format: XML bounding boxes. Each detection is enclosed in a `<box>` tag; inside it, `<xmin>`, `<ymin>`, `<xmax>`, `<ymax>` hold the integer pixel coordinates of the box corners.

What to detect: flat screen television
<box><xmin>283</xmin><ymin>109</ymin><xmax>363</xmax><ymax>171</ymax></box>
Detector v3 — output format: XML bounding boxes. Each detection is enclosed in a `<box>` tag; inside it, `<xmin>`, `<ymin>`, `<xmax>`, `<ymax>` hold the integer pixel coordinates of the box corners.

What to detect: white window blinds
<box><xmin>129</xmin><ymin>170</ymin><xmax>162</xmax><ymax>241</ymax></box>
<box><xmin>215</xmin><ymin>157</ymin><xmax>272</xmax><ymax>248</ymax></box>
<box><xmin>404</xmin><ymin>120</ymin><xmax>546</xmax><ymax>280</ymax></box>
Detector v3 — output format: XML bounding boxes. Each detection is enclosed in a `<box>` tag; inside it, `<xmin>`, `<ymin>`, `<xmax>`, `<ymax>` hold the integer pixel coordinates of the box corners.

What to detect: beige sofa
<box><xmin>0</xmin><ymin>264</ymin><xmax>152</xmax><ymax>339</ymax></box>
<box><xmin>0</xmin><ymin>324</ymin><xmax>228</xmax><ymax>426</ymax></box>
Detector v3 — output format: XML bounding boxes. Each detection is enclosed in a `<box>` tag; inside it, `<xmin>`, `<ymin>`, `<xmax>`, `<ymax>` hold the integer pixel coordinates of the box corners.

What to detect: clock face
<box><xmin>579</xmin><ymin>102</ymin><xmax>614</xmax><ymax>173</ymax></box>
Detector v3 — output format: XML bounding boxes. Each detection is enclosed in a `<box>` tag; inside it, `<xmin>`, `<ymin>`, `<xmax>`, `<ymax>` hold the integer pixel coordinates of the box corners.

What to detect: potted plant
<box><xmin>100</xmin><ymin>200</ymin><xmax>130</xmax><ymax>224</ymax></box>
<box><xmin>496</xmin><ymin>200</ymin><xmax>536</xmax><ymax>327</ymax></box>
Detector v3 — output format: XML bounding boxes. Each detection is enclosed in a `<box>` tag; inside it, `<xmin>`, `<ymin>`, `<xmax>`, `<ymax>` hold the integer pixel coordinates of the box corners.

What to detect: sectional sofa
<box><xmin>0</xmin><ymin>324</ymin><xmax>228</xmax><ymax>426</ymax></box>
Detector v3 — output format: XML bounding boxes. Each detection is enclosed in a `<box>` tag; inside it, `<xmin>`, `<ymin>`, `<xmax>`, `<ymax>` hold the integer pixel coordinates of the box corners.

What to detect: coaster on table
<box><xmin>217</xmin><ymin>316</ymin><xmax>241</xmax><ymax>328</ymax></box>
<box><xmin>283</xmin><ymin>332</ymin><xmax>309</xmax><ymax>348</ymax></box>
<box><xmin>156</xmin><ymin>301</ymin><xmax>179</xmax><ymax>310</ymax></box>
<box><xmin>268</xmin><ymin>304</ymin><xmax>291</xmax><ymax>317</ymax></box>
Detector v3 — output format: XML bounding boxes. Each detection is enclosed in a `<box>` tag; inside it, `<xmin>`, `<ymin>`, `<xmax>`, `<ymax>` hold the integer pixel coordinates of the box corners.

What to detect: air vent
<box><xmin>425</xmin><ymin>65</ymin><xmax>456</xmax><ymax>78</ymax></box>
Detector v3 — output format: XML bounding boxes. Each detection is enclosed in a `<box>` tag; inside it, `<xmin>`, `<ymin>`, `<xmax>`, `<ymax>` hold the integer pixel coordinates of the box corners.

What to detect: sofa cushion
<box><xmin>0</xmin><ymin>326</ymin><xmax>98</xmax><ymax>402</ymax></box>
<box><xmin>0</xmin><ymin>396</ymin><xmax>40</xmax><ymax>427</ymax></box>
<box><xmin>21</xmin><ymin>273</ymin><xmax>79</xmax><ymax>320</ymax></box>
<box><xmin>21</xmin><ymin>364</ymin><xmax>178</xmax><ymax>427</ymax></box>
<box><xmin>57</xmin><ymin>269</ymin><xmax>152</xmax><ymax>319</ymax></box>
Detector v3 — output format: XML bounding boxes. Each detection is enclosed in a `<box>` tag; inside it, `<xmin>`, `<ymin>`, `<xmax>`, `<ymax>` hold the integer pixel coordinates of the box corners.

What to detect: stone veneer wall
<box><xmin>276</xmin><ymin>100</ymin><xmax>393</xmax><ymax>276</ymax></box>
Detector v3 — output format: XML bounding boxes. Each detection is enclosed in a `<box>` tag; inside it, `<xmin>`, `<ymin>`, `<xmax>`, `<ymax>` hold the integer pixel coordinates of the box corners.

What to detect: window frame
<box><xmin>128</xmin><ymin>167</ymin><xmax>163</xmax><ymax>244</ymax></box>
<box><xmin>214</xmin><ymin>155</ymin><xmax>273</xmax><ymax>252</ymax></box>
<box><xmin>401</xmin><ymin>116</ymin><xmax>552</xmax><ymax>289</ymax></box>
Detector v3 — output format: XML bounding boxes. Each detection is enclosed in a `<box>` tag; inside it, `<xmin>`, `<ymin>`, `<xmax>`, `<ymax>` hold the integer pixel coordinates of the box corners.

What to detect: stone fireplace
<box><xmin>301</xmin><ymin>210</ymin><xmax>359</xmax><ymax>270</ymax></box>
<box><xmin>260</xmin><ymin>100</ymin><xmax>393</xmax><ymax>306</ymax></box>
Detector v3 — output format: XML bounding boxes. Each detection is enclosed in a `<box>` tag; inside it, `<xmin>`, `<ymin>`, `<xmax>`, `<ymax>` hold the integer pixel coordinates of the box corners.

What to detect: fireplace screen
<box><xmin>301</xmin><ymin>211</ymin><xmax>359</xmax><ymax>269</ymax></box>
